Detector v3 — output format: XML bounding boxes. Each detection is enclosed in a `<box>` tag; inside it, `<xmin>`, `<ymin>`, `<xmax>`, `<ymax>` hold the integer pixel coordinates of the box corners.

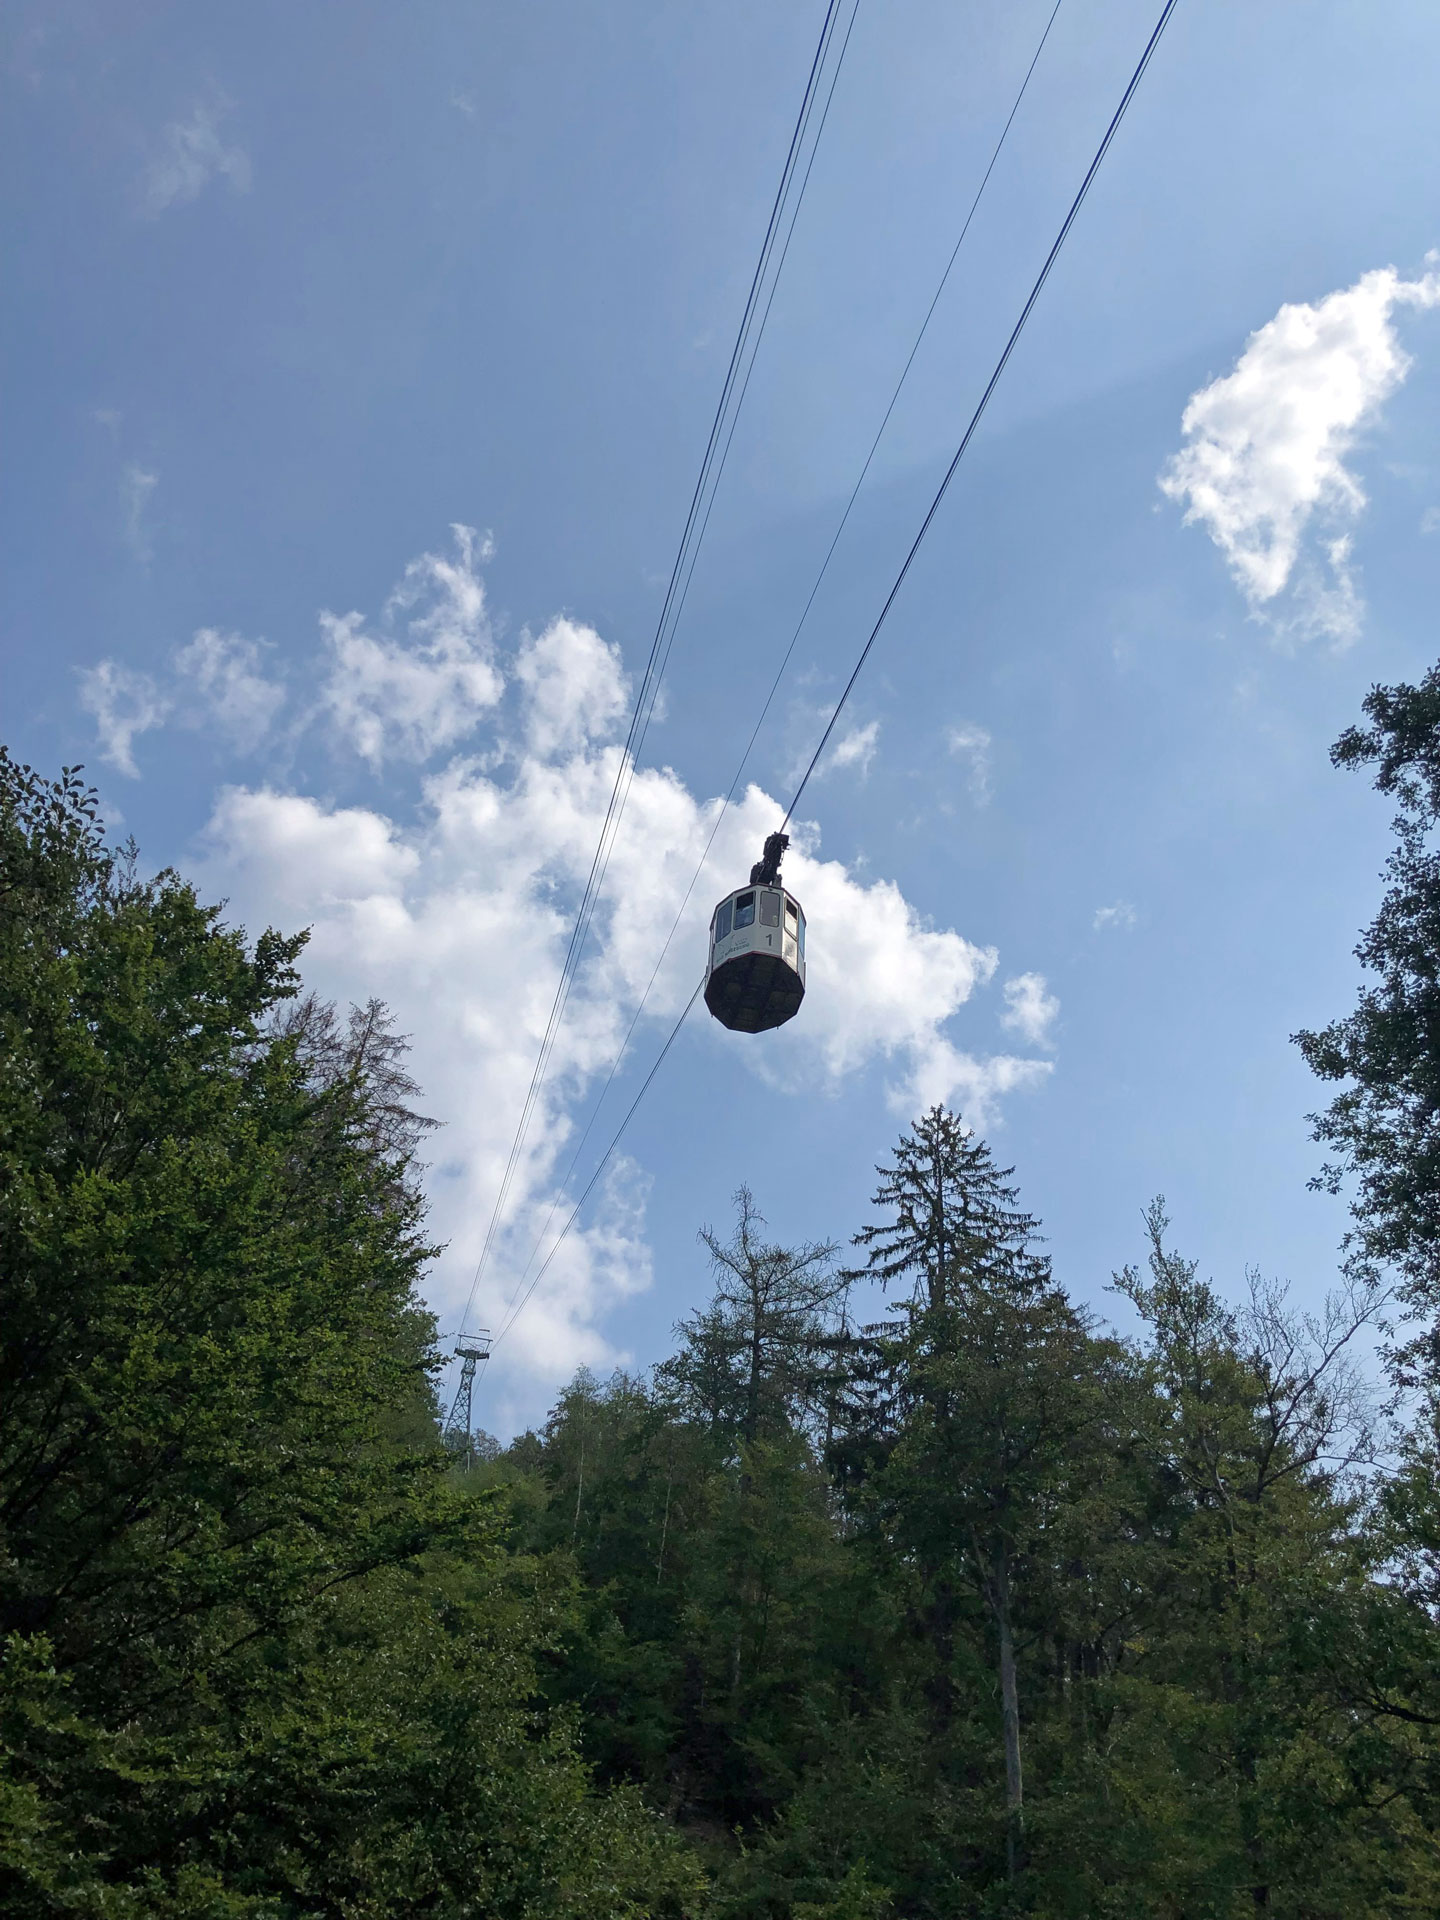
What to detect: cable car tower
<box><xmin>442</xmin><ymin>1330</ymin><xmax>491</xmax><ymax>1470</ymax></box>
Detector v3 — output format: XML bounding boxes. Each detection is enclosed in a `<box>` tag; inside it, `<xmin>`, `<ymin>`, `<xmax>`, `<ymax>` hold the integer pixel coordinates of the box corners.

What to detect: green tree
<box><xmin>1295</xmin><ymin>663</ymin><xmax>1440</xmax><ymax>1355</ymax></box>
<box><xmin>848</xmin><ymin>1109</ymin><xmax>1113</xmax><ymax>1885</ymax></box>
<box><xmin>851</xmin><ymin>1106</ymin><xmax>1048</xmax><ymax>1316</ymax></box>
<box><xmin>505</xmin><ymin>1368</ymin><xmax>699</xmax><ymax>1797</ymax></box>
<box><xmin>1095</xmin><ymin>1203</ymin><xmax>1437</xmax><ymax>1918</ymax></box>
<box><xmin>514</xmin><ymin>1196</ymin><xmax>853</xmax><ymax>1841</ymax></box>
<box><xmin>0</xmin><ymin>750</ymin><xmax>700</xmax><ymax>1917</ymax></box>
<box><xmin>661</xmin><ymin>1187</ymin><xmax>844</xmax><ymax>1451</ymax></box>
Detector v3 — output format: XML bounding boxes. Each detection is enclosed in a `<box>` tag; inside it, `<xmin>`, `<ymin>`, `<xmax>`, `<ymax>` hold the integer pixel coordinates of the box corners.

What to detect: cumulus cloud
<box><xmin>320</xmin><ymin>525</ymin><xmax>504</xmax><ymax>767</ymax></box>
<box><xmin>201</xmin><ymin>742</ymin><xmax>1020</xmax><ymax>1396</ymax></box>
<box><xmin>515</xmin><ymin>616</ymin><xmax>629</xmax><ymax>757</ymax></box>
<box><xmin>947</xmin><ymin>721</ymin><xmax>992</xmax><ymax>804</ymax></box>
<box><xmin>898</xmin><ymin>1041</ymin><xmax>1051</xmax><ymax>1127</ymax></box>
<box><xmin>153</xmin><ymin>533</ymin><xmax>1048</xmax><ymax>1409</ymax></box>
<box><xmin>1160</xmin><ymin>263</ymin><xmax>1440</xmax><ymax>646</ymax></box>
<box><xmin>80</xmin><ymin>529</ymin><xmax>1052</xmax><ymax>1413</ymax></box>
<box><xmin>1093</xmin><ymin>901</ymin><xmax>1137</xmax><ymax>932</ymax></box>
<box><xmin>1001</xmin><ymin>972</ymin><xmax>1059</xmax><ymax>1048</ymax></box>
<box><xmin>78</xmin><ymin>661</ymin><xmax>170</xmax><ymax>777</ymax></box>
<box><xmin>143</xmin><ymin>104</ymin><xmax>251</xmax><ymax>216</ymax></box>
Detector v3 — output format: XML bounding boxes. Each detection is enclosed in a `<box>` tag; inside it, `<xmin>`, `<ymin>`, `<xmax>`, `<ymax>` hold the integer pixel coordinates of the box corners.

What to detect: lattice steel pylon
<box><xmin>442</xmin><ymin>1330</ymin><xmax>491</xmax><ymax>1470</ymax></box>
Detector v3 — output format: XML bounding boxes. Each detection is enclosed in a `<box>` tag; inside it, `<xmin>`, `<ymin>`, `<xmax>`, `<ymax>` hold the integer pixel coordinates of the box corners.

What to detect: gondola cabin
<box><xmin>705</xmin><ymin>882</ymin><xmax>806</xmax><ymax>1033</ymax></box>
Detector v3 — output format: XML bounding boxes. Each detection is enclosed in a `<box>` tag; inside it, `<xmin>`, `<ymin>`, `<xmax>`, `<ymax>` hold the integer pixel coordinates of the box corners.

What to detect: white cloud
<box><xmin>81</xmin><ymin>629</ymin><xmax>285</xmax><ymax>773</ymax></box>
<box><xmin>827</xmin><ymin>720</ymin><xmax>879</xmax><ymax>777</ymax></box>
<box><xmin>79</xmin><ymin>525</ymin><xmax>495</xmax><ymax>776</ymax></box>
<box><xmin>1093</xmin><ymin>901</ymin><xmax>1137</xmax><ymax>932</ymax></box>
<box><xmin>784</xmin><ymin>692</ymin><xmax>880</xmax><ymax>790</ymax></box>
<box><xmin>77</xmin><ymin>661</ymin><xmax>170</xmax><ymax>777</ymax></box>
<box><xmin>202</xmin><ymin>755</ymin><xmax>1020</xmax><ymax>1401</ymax></box>
<box><xmin>320</xmin><ymin>525</ymin><xmax>503</xmax><ymax>768</ymax></box>
<box><xmin>143</xmin><ymin>104</ymin><xmax>251</xmax><ymax>216</ymax></box>
<box><xmin>947</xmin><ymin>721</ymin><xmax>992</xmax><ymax>804</ymax></box>
<box><xmin>1001</xmin><ymin>972</ymin><xmax>1059</xmax><ymax>1048</ymax></box>
<box><xmin>171</xmin><ymin>532</ymin><xmax>1048</xmax><ymax>1413</ymax></box>
<box><xmin>122</xmin><ymin>464</ymin><xmax>158</xmax><ymax>562</ymax></box>
<box><xmin>1160</xmin><ymin>263</ymin><xmax>1440</xmax><ymax>646</ymax></box>
<box><xmin>515</xmin><ymin>616</ymin><xmax>628</xmax><ymax>757</ymax></box>
<box><xmin>897</xmin><ymin>1040</ymin><xmax>1051</xmax><ymax>1130</ymax></box>
<box><xmin>1421</xmin><ymin>506</ymin><xmax>1440</xmax><ymax>536</ymax></box>
<box><xmin>204</xmin><ymin>786</ymin><xmax>420</xmax><ymax>910</ymax></box>
<box><xmin>175</xmin><ymin>630</ymin><xmax>285</xmax><ymax>752</ymax></box>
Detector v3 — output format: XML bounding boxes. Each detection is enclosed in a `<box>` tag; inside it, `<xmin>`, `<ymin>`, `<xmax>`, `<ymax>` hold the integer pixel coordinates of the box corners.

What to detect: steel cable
<box><xmin>479</xmin><ymin>0</ymin><xmax>1182</xmax><ymax>1359</ymax></box>
<box><xmin>781</xmin><ymin>0</ymin><xmax>1182</xmax><ymax>828</ymax></box>
<box><xmin>495</xmin><ymin>0</ymin><xmax>1068</xmax><ymax>1321</ymax></box>
<box><xmin>457</xmin><ymin>0</ymin><xmax>856</xmax><ymax>1339</ymax></box>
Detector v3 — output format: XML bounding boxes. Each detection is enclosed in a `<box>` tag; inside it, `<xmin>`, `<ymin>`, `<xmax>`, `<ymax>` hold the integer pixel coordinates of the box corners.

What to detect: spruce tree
<box><xmin>848</xmin><ymin>1108</ymin><xmax>1105</xmax><ymax>1884</ymax></box>
<box><xmin>851</xmin><ymin>1104</ymin><xmax>1047</xmax><ymax>1313</ymax></box>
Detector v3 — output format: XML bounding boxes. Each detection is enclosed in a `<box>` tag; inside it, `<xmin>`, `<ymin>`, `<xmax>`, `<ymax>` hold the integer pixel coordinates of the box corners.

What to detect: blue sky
<box><xmin>5</xmin><ymin>0</ymin><xmax>1440</xmax><ymax>1430</ymax></box>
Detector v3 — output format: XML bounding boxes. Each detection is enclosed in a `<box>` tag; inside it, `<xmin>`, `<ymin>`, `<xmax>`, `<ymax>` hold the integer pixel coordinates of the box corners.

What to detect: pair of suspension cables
<box><xmin>461</xmin><ymin>0</ymin><xmax>861</xmax><ymax>1351</ymax></box>
<box><xmin>479</xmin><ymin>0</ymin><xmax>1182</xmax><ymax>1359</ymax></box>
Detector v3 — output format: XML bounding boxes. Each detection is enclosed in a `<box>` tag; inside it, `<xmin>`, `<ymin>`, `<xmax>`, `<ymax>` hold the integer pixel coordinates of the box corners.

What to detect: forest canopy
<box><xmin>4</xmin><ymin>682</ymin><xmax>1440</xmax><ymax>1919</ymax></box>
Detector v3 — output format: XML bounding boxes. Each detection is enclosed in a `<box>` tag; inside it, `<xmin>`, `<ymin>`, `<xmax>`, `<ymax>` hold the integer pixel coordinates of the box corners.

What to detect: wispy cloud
<box><xmin>78</xmin><ymin>662</ymin><xmax>170</xmax><ymax>777</ymax></box>
<box><xmin>1001</xmin><ymin>972</ymin><xmax>1059</xmax><ymax>1047</ymax></box>
<box><xmin>947</xmin><ymin>721</ymin><xmax>992</xmax><ymax>805</ymax></box>
<box><xmin>1093</xmin><ymin>901</ymin><xmax>1136</xmax><ymax>932</ymax></box>
<box><xmin>783</xmin><ymin>696</ymin><xmax>880</xmax><ymax>790</ymax></box>
<box><xmin>143</xmin><ymin>103</ymin><xmax>251</xmax><ymax>217</ymax></box>
<box><xmin>827</xmin><ymin>719</ymin><xmax>879</xmax><ymax>778</ymax></box>
<box><xmin>175</xmin><ymin>631</ymin><xmax>286</xmax><ymax>753</ymax></box>
<box><xmin>80</xmin><ymin>526</ymin><xmax>501</xmax><ymax>778</ymax></box>
<box><xmin>121</xmin><ymin>464</ymin><xmax>158</xmax><ymax>561</ymax></box>
<box><xmin>81</xmin><ymin>631</ymin><xmax>285</xmax><ymax>774</ymax></box>
<box><xmin>1160</xmin><ymin>262</ymin><xmax>1440</xmax><ymax>647</ymax></box>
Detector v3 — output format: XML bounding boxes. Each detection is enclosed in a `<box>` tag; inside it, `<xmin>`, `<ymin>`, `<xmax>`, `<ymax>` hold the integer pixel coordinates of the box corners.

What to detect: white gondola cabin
<box><xmin>705</xmin><ymin>867</ymin><xmax>806</xmax><ymax>1034</ymax></box>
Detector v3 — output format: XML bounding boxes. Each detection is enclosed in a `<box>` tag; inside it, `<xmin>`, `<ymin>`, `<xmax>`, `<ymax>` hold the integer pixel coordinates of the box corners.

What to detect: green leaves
<box><xmin>11</xmin><ymin>720</ymin><xmax>1440</xmax><ymax>1916</ymax></box>
<box><xmin>1296</xmin><ymin>666</ymin><xmax>1440</xmax><ymax>1331</ymax></box>
<box><xmin>0</xmin><ymin>752</ymin><xmax>703</xmax><ymax>1918</ymax></box>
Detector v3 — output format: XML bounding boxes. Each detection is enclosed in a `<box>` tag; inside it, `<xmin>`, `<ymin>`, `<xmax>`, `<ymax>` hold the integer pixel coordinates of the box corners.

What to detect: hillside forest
<box><xmin>6</xmin><ymin>666</ymin><xmax>1440</xmax><ymax>1918</ymax></box>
